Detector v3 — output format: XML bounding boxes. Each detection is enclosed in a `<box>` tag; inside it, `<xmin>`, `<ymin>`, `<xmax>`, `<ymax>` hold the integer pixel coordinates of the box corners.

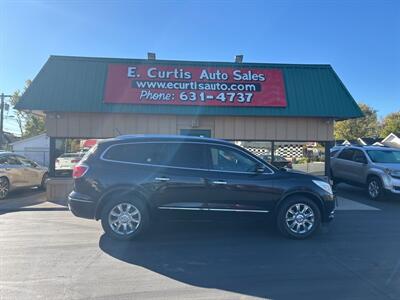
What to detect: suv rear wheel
<box><xmin>101</xmin><ymin>197</ymin><xmax>149</xmax><ymax>240</ymax></box>
<box><xmin>367</xmin><ymin>176</ymin><xmax>383</xmax><ymax>201</ymax></box>
<box><xmin>277</xmin><ymin>196</ymin><xmax>321</xmax><ymax>239</ymax></box>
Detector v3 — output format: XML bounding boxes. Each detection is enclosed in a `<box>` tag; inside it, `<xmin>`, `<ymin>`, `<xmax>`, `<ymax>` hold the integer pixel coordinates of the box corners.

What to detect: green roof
<box><xmin>17</xmin><ymin>55</ymin><xmax>363</xmax><ymax>119</ymax></box>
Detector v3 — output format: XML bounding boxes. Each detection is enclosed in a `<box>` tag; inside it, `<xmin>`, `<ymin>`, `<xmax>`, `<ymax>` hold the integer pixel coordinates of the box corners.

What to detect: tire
<box><xmin>277</xmin><ymin>196</ymin><xmax>321</xmax><ymax>239</ymax></box>
<box><xmin>367</xmin><ymin>176</ymin><xmax>384</xmax><ymax>201</ymax></box>
<box><xmin>0</xmin><ymin>177</ymin><xmax>9</xmax><ymax>200</ymax></box>
<box><xmin>40</xmin><ymin>173</ymin><xmax>48</xmax><ymax>190</ymax></box>
<box><xmin>101</xmin><ymin>196</ymin><xmax>150</xmax><ymax>240</ymax></box>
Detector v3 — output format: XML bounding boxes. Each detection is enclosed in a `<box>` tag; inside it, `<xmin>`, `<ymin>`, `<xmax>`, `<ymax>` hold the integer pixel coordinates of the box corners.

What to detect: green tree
<box><xmin>334</xmin><ymin>103</ymin><xmax>380</xmax><ymax>140</ymax></box>
<box><xmin>381</xmin><ymin>111</ymin><xmax>400</xmax><ymax>137</ymax></box>
<box><xmin>24</xmin><ymin>114</ymin><xmax>45</xmax><ymax>137</ymax></box>
<box><xmin>10</xmin><ymin>80</ymin><xmax>45</xmax><ymax>138</ymax></box>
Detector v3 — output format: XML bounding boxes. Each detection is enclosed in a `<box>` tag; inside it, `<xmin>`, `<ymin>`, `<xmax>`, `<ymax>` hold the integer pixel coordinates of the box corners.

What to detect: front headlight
<box><xmin>312</xmin><ymin>180</ymin><xmax>333</xmax><ymax>194</ymax></box>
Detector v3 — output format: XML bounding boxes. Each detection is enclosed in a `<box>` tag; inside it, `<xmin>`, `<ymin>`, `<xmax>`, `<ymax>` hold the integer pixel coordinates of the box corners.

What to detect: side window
<box><xmin>0</xmin><ymin>156</ymin><xmax>8</xmax><ymax>164</ymax></box>
<box><xmin>162</xmin><ymin>143</ymin><xmax>206</xmax><ymax>169</ymax></box>
<box><xmin>103</xmin><ymin>143</ymin><xmax>164</xmax><ymax>164</ymax></box>
<box><xmin>207</xmin><ymin>145</ymin><xmax>258</xmax><ymax>172</ymax></box>
<box><xmin>18</xmin><ymin>157</ymin><xmax>38</xmax><ymax>167</ymax></box>
<box><xmin>338</xmin><ymin>149</ymin><xmax>354</xmax><ymax>161</ymax></box>
<box><xmin>352</xmin><ymin>150</ymin><xmax>367</xmax><ymax>164</ymax></box>
<box><xmin>9</xmin><ymin>156</ymin><xmax>23</xmax><ymax>165</ymax></box>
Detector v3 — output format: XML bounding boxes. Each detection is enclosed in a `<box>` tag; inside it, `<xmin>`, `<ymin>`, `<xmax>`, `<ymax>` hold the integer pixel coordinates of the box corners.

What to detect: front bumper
<box><xmin>68</xmin><ymin>191</ymin><xmax>96</xmax><ymax>219</ymax></box>
<box><xmin>382</xmin><ymin>175</ymin><xmax>400</xmax><ymax>195</ymax></box>
<box><xmin>320</xmin><ymin>192</ymin><xmax>336</xmax><ymax>223</ymax></box>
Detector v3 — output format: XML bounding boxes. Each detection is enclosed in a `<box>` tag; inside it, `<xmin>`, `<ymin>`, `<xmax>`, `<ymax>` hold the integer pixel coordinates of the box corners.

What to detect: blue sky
<box><xmin>1</xmin><ymin>0</ymin><xmax>399</xmax><ymax>134</ymax></box>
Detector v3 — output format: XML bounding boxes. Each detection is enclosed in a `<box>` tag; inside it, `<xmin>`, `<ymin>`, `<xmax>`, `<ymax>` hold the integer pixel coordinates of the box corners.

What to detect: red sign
<box><xmin>103</xmin><ymin>64</ymin><xmax>287</xmax><ymax>107</ymax></box>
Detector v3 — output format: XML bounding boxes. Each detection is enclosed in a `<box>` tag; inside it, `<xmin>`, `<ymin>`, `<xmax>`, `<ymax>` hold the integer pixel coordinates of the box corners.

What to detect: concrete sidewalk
<box><xmin>0</xmin><ymin>190</ymin><xmax>67</xmax><ymax>215</ymax></box>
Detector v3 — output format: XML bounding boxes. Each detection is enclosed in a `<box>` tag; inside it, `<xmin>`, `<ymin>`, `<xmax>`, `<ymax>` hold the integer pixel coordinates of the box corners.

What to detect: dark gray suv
<box><xmin>68</xmin><ymin>135</ymin><xmax>335</xmax><ymax>240</ymax></box>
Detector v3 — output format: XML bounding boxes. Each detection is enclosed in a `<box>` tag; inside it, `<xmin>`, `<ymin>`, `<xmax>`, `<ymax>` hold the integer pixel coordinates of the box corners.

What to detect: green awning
<box><xmin>17</xmin><ymin>55</ymin><xmax>363</xmax><ymax>120</ymax></box>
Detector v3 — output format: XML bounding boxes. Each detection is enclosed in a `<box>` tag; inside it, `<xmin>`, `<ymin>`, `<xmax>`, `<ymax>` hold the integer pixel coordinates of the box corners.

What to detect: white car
<box><xmin>55</xmin><ymin>153</ymin><xmax>83</xmax><ymax>172</ymax></box>
<box><xmin>0</xmin><ymin>153</ymin><xmax>48</xmax><ymax>199</ymax></box>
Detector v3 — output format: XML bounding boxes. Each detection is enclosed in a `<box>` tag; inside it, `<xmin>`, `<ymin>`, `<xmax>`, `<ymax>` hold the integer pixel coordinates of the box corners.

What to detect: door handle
<box><xmin>155</xmin><ymin>177</ymin><xmax>170</xmax><ymax>182</ymax></box>
<box><xmin>212</xmin><ymin>180</ymin><xmax>227</xmax><ymax>185</ymax></box>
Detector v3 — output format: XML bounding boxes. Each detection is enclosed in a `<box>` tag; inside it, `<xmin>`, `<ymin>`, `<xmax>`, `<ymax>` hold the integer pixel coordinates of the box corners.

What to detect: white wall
<box><xmin>11</xmin><ymin>134</ymin><xmax>50</xmax><ymax>166</ymax></box>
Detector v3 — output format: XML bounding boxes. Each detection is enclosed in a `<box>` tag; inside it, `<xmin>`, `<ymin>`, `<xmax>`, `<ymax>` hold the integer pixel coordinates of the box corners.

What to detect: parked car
<box><xmin>260</xmin><ymin>154</ymin><xmax>292</xmax><ymax>169</ymax></box>
<box><xmin>330</xmin><ymin>146</ymin><xmax>400</xmax><ymax>200</ymax></box>
<box><xmin>0</xmin><ymin>152</ymin><xmax>48</xmax><ymax>199</ymax></box>
<box><xmin>68</xmin><ymin>135</ymin><xmax>335</xmax><ymax>240</ymax></box>
<box><xmin>55</xmin><ymin>153</ymin><xmax>83</xmax><ymax>172</ymax></box>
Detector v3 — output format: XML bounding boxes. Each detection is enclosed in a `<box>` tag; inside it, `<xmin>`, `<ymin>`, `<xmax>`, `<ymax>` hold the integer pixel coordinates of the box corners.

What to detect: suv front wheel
<box><xmin>101</xmin><ymin>197</ymin><xmax>149</xmax><ymax>240</ymax></box>
<box><xmin>277</xmin><ymin>196</ymin><xmax>321</xmax><ymax>239</ymax></box>
<box><xmin>367</xmin><ymin>176</ymin><xmax>384</xmax><ymax>201</ymax></box>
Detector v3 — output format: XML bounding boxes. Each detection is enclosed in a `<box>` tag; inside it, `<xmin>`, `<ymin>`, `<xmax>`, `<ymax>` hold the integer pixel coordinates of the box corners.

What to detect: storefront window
<box><xmin>274</xmin><ymin>142</ymin><xmax>325</xmax><ymax>175</ymax></box>
<box><xmin>235</xmin><ymin>141</ymin><xmax>326</xmax><ymax>175</ymax></box>
<box><xmin>54</xmin><ymin>138</ymin><xmax>99</xmax><ymax>177</ymax></box>
<box><xmin>234</xmin><ymin>141</ymin><xmax>273</xmax><ymax>158</ymax></box>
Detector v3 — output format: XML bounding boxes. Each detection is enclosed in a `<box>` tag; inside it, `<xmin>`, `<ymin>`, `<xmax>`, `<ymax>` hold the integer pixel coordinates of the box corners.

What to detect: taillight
<box><xmin>72</xmin><ymin>164</ymin><xmax>88</xmax><ymax>179</ymax></box>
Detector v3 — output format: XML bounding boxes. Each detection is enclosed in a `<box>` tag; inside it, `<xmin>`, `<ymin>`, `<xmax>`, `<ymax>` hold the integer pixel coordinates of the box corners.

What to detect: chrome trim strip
<box><xmin>158</xmin><ymin>206</ymin><xmax>208</xmax><ymax>211</ymax></box>
<box><xmin>155</xmin><ymin>177</ymin><xmax>170</xmax><ymax>181</ymax></box>
<box><xmin>212</xmin><ymin>180</ymin><xmax>227</xmax><ymax>185</ymax></box>
<box><xmin>209</xmin><ymin>208</ymin><xmax>269</xmax><ymax>213</ymax></box>
<box><xmin>100</xmin><ymin>141</ymin><xmax>274</xmax><ymax>175</ymax></box>
<box><xmin>68</xmin><ymin>197</ymin><xmax>93</xmax><ymax>204</ymax></box>
<box><xmin>158</xmin><ymin>206</ymin><xmax>269</xmax><ymax>213</ymax></box>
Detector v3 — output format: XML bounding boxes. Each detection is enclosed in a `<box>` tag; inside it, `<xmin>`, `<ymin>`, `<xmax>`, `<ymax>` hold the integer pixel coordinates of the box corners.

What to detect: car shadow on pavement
<box><xmin>98</xmin><ymin>218</ymin><xmax>361</xmax><ymax>300</ymax></box>
<box><xmin>337</xmin><ymin>183</ymin><xmax>400</xmax><ymax>206</ymax></box>
<box><xmin>0</xmin><ymin>189</ymin><xmax>68</xmax><ymax>215</ymax></box>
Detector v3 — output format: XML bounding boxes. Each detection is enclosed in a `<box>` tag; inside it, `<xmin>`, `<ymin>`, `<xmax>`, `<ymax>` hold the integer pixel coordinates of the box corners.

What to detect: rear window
<box><xmin>330</xmin><ymin>150</ymin><xmax>339</xmax><ymax>157</ymax></box>
<box><xmin>103</xmin><ymin>142</ymin><xmax>207</xmax><ymax>169</ymax></box>
<box><xmin>338</xmin><ymin>148</ymin><xmax>354</xmax><ymax>160</ymax></box>
<box><xmin>103</xmin><ymin>143</ymin><xmax>164</xmax><ymax>164</ymax></box>
<box><xmin>80</xmin><ymin>145</ymin><xmax>98</xmax><ymax>163</ymax></box>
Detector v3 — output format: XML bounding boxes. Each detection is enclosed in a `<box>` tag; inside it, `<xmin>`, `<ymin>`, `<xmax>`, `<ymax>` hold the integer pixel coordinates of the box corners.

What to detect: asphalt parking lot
<box><xmin>1</xmin><ymin>186</ymin><xmax>400</xmax><ymax>300</ymax></box>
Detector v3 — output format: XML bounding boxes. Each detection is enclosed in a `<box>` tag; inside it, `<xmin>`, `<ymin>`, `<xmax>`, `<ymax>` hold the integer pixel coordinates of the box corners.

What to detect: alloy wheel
<box><xmin>108</xmin><ymin>203</ymin><xmax>141</xmax><ymax>236</ymax></box>
<box><xmin>0</xmin><ymin>178</ymin><xmax>9</xmax><ymax>199</ymax></box>
<box><xmin>368</xmin><ymin>180</ymin><xmax>380</xmax><ymax>198</ymax></box>
<box><xmin>285</xmin><ymin>203</ymin><xmax>315</xmax><ymax>235</ymax></box>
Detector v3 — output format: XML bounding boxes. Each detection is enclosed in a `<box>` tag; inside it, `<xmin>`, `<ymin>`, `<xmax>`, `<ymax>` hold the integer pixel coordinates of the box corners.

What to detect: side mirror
<box><xmin>255</xmin><ymin>164</ymin><xmax>266</xmax><ymax>173</ymax></box>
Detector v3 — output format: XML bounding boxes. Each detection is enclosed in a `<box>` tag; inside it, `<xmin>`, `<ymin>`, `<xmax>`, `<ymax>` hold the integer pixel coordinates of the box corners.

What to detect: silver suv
<box><xmin>331</xmin><ymin>146</ymin><xmax>400</xmax><ymax>200</ymax></box>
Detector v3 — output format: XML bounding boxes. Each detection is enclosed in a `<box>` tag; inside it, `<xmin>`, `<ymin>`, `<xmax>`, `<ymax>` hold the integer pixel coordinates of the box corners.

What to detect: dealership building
<box><xmin>17</xmin><ymin>55</ymin><xmax>362</xmax><ymax>189</ymax></box>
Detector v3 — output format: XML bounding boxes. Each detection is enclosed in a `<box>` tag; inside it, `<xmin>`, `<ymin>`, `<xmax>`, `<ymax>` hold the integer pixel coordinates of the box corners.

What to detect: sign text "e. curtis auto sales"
<box><xmin>104</xmin><ymin>64</ymin><xmax>287</xmax><ymax>107</ymax></box>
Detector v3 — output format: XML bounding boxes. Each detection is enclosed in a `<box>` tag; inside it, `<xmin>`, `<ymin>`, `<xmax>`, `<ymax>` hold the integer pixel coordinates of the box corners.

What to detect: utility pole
<box><xmin>0</xmin><ymin>93</ymin><xmax>12</xmax><ymax>149</ymax></box>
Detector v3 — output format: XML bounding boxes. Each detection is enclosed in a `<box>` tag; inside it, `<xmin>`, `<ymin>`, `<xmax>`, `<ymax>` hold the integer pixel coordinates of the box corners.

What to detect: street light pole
<box><xmin>0</xmin><ymin>93</ymin><xmax>12</xmax><ymax>149</ymax></box>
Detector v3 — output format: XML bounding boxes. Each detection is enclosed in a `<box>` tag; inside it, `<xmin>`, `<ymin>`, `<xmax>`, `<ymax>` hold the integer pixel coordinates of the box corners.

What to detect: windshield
<box><xmin>366</xmin><ymin>150</ymin><xmax>400</xmax><ymax>163</ymax></box>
